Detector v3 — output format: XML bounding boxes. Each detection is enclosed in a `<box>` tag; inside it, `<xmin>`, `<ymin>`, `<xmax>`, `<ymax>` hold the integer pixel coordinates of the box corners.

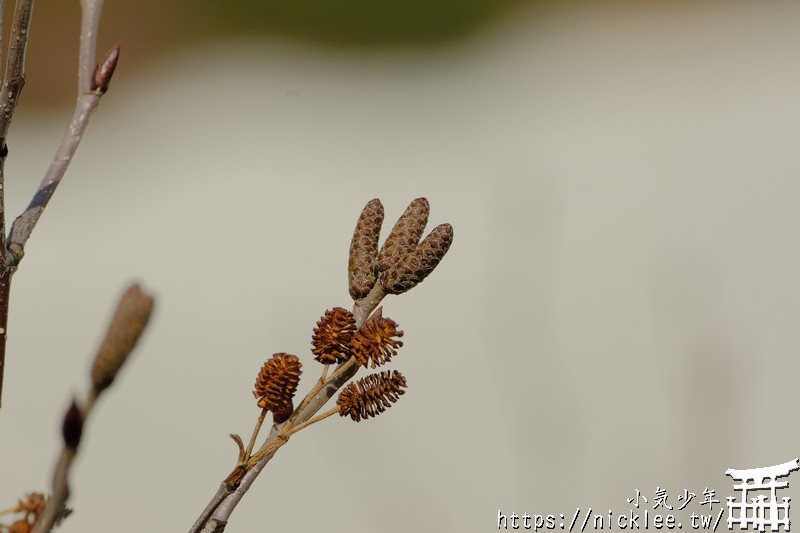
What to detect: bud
<box><xmin>91</xmin><ymin>43</ymin><xmax>121</xmax><ymax>94</ymax></box>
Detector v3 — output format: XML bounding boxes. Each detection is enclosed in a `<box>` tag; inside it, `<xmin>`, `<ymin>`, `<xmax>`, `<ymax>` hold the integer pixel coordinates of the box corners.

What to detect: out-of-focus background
<box><xmin>2</xmin><ymin>1</ymin><xmax>800</xmax><ymax>531</ymax></box>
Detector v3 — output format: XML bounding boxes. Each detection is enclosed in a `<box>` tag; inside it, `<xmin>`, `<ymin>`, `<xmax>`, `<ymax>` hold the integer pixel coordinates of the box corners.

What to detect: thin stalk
<box><xmin>244</xmin><ymin>409</ymin><xmax>268</xmax><ymax>460</ymax></box>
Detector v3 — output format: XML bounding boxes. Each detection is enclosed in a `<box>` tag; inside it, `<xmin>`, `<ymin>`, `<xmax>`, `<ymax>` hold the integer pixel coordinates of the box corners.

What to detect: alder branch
<box><xmin>191</xmin><ymin>288</ymin><xmax>385</xmax><ymax>533</ymax></box>
<box><xmin>190</xmin><ymin>197</ymin><xmax>452</xmax><ymax>532</ymax></box>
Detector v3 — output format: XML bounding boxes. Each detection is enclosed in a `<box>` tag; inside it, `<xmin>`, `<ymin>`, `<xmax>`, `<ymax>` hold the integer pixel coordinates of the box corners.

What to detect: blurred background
<box><xmin>2</xmin><ymin>1</ymin><xmax>800</xmax><ymax>532</ymax></box>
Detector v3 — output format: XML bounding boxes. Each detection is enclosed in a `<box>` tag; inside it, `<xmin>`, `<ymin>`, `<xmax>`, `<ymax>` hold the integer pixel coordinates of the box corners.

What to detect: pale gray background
<box><xmin>2</xmin><ymin>1</ymin><xmax>800</xmax><ymax>532</ymax></box>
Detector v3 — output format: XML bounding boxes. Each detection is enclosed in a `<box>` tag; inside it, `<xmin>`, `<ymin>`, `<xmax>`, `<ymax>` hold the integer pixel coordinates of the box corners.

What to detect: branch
<box><xmin>189</xmin><ymin>197</ymin><xmax>453</xmax><ymax>531</ymax></box>
<box><xmin>190</xmin><ymin>289</ymin><xmax>385</xmax><ymax>533</ymax></box>
<box><xmin>0</xmin><ymin>0</ymin><xmax>35</xmax><ymax>409</ymax></box>
<box><xmin>79</xmin><ymin>0</ymin><xmax>105</xmax><ymax>94</ymax></box>
<box><xmin>5</xmin><ymin>42</ymin><xmax>120</xmax><ymax>266</ymax></box>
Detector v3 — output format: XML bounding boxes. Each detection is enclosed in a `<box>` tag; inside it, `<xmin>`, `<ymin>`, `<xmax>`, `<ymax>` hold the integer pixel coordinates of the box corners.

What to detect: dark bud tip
<box><xmin>273</xmin><ymin>399</ymin><xmax>294</xmax><ymax>424</ymax></box>
<box><xmin>91</xmin><ymin>43</ymin><xmax>121</xmax><ymax>94</ymax></box>
<box><xmin>62</xmin><ymin>400</ymin><xmax>84</xmax><ymax>450</ymax></box>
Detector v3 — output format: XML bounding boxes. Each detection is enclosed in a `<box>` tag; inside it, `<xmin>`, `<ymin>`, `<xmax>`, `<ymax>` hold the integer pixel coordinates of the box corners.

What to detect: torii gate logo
<box><xmin>726</xmin><ymin>458</ymin><xmax>799</xmax><ymax>532</ymax></box>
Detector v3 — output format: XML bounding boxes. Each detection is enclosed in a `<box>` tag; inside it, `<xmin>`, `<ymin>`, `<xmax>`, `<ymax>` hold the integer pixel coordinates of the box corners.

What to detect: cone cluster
<box><xmin>348</xmin><ymin>197</ymin><xmax>453</xmax><ymax>299</ymax></box>
<box><xmin>312</xmin><ymin>307</ymin><xmax>403</xmax><ymax>368</ymax></box>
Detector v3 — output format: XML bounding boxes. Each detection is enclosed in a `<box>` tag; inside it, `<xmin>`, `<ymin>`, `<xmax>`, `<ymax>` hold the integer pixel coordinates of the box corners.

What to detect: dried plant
<box><xmin>190</xmin><ymin>197</ymin><xmax>453</xmax><ymax>533</ymax></box>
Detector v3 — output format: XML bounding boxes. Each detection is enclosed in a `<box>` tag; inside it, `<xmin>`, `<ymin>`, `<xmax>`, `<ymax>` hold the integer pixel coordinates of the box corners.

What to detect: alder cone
<box><xmin>381</xmin><ymin>223</ymin><xmax>453</xmax><ymax>295</ymax></box>
<box><xmin>376</xmin><ymin>198</ymin><xmax>429</xmax><ymax>273</ymax></box>
<box><xmin>337</xmin><ymin>370</ymin><xmax>408</xmax><ymax>422</ymax></box>
<box><xmin>348</xmin><ymin>199</ymin><xmax>384</xmax><ymax>300</ymax></box>
<box><xmin>312</xmin><ymin>307</ymin><xmax>356</xmax><ymax>364</ymax></box>
<box><xmin>350</xmin><ymin>308</ymin><xmax>403</xmax><ymax>368</ymax></box>
<box><xmin>253</xmin><ymin>353</ymin><xmax>302</xmax><ymax>412</ymax></box>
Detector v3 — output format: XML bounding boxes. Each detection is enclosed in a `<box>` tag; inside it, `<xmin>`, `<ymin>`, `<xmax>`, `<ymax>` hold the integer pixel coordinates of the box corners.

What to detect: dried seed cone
<box><xmin>350</xmin><ymin>308</ymin><xmax>403</xmax><ymax>368</ymax></box>
<box><xmin>253</xmin><ymin>353</ymin><xmax>302</xmax><ymax>412</ymax></box>
<box><xmin>376</xmin><ymin>198</ymin><xmax>430</xmax><ymax>273</ymax></box>
<box><xmin>381</xmin><ymin>223</ymin><xmax>454</xmax><ymax>295</ymax></box>
<box><xmin>91</xmin><ymin>284</ymin><xmax>155</xmax><ymax>393</ymax></box>
<box><xmin>337</xmin><ymin>370</ymin><xmax>408</xmax><ymax>422</ymax></box>
<box><xmin>349</xmin><ymin>199</ymin><xmax>384</xmax><ymax>299</ymax></box>
<box><xmin>312</xmin><ymin>307</ymin><xmax>356</xmax><ymax>364</ymax></box>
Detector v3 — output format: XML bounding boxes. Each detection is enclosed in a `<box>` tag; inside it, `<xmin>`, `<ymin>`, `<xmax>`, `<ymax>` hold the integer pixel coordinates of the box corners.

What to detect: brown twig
<box><xmin>0</xmin><ymin>0</ymin><xmax>35</xmax><ymax>409</ymax></box>
<box><xmin>244</xmin><ymin>409</ymin><xmax>268</xmax><ymax>460</ymax></box>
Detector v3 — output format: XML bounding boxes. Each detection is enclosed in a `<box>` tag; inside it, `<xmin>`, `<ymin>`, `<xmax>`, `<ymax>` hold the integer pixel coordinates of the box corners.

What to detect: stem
<box><xmin>78</xmin><ymin>0</ymin><xmax>105</xmax><ymax>94</ymax></box>
<box><xmin>0</xmin><ymin>272</ymin><xmax>10</xmax><ymax>408</ymax></box>
<box><xmin>244</xmin><ymin>409</ymin><xmax>267</xmax><ymax>460</ymax></box>
<box><xmin>0</xmin><ymin>0</ymin><xmax>35</xmax><ymax>143</ymax></box>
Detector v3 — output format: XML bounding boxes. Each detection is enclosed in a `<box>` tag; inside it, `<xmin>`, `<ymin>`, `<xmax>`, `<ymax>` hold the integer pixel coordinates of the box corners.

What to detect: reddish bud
<box><xmin>62</xmin><ymin>400</ymin><xmax>83</xmax><ymax>450</ymax></box>
<box><xmin>92</xmin><ymin>44</ymin><xmax>121</xmax><ymax>94</ymax></box>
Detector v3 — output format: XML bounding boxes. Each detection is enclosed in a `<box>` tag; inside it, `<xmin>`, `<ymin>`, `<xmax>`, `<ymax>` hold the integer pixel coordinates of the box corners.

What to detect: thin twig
<box><xmin>0</xmin><ymin>0</ymin><xmax>35</xmax><ymax>409</ymax></box>
<box><xmin>6</xmin><ymin>45</ymin><xmax>119</xmax><ymax>265</ymax></box>
<box><xmin>284</xmin><ymin>406</ymin><xmax>339</xmax><ymax>437</ymax></box>
<box><xmin>0</xmin><ymin>0</ymin><xmax>35</xmax><ymax>144</ymax></box>
<box><xmin>244</xmin><ymin>409</ymin><xmax>268</xmax><ymax>460</ymax></box>
<box><xmin>79</xmin><ymin>0</ymin><xmax>105</xmax><ymax>94</ymax></box>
